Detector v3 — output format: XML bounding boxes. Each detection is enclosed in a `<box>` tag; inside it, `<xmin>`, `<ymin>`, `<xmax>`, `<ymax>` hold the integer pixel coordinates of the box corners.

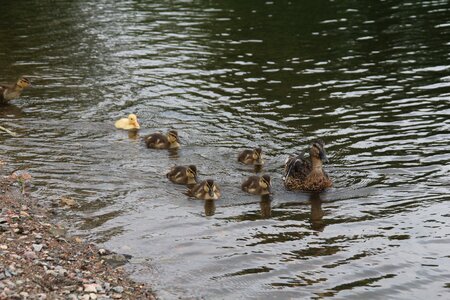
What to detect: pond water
<box><xmin>1</xmin><ymin>0</ymin><xmax>449</xmax><ymax>299</ymax></box>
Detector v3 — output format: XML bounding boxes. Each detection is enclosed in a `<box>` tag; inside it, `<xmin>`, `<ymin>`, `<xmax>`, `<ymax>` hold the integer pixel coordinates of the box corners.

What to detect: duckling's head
<box><xmin>253</xmin><ymin>147</ymin><xmax>262</xmax><ymax>160</ymax></box>
<box><xmin>167</xmin><ymin>130</ymin><xmax>179</xmax><ymax>143</ymax></box>
<box><xmin>16</xmin><ymin>77</ymin><xmax>30</xmax><ymax>89</ymax></box>
<box><xmin>127</xmin><ymin>114</ymin><xmax>140</xmax><ymax>129</ymax></box>
<box><xmin>187</xmin><ymin>165</ymin><xmax>197</xmax><ymax>178</ymax></box>
<box><xmin>260</xmin><ymin>174</ymin><xmax>271</xmax><ymax>190</ymax></box>
<box><xmin>310</xmin><ymin>139</ymin><xmax>328</xmax><ymax>163</ymax></box>
<box><xmin>204</xmin><ymin>179</ymin><xmax>216</xmax><ymax>198</ymax></box>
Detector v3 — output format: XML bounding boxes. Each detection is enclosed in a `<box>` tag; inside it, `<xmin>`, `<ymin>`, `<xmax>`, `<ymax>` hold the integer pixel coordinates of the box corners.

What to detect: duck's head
<box><xmin>187</xmin><ymin>165</ymin><xmax>197</xmax><ymax>178</ymax></box>
<box><xmin>310</xmin><ymin>139</ymin><xmax>328</xmax><ymax>163</ymax></box>
<box><xmin>253</xmin><ymin>147</ymin><xmax>262</xmax><ymax>160</ymax></box>
<box><xmin>204</xmin><ymin>179</ymin><xmax>217</xmax><ymax>198</ymax></box>
<box><xmin>127</xmin><ymin>114</ymin><xmax>140</xmax><ymax>129</ymax></box>
<box><xmin>16</xmin><ymin>77</ymin><xmax>30</xmax><ymax>89</ymax></box>
<box><xmin>259</xmin><ymin>174</ymin><xmax>272</xmax><ymax>190</ymax></box>
<box><xmin>167</xmin><ymin>130</ymin><xmax>179</xmax><ymax>143</ymax></box>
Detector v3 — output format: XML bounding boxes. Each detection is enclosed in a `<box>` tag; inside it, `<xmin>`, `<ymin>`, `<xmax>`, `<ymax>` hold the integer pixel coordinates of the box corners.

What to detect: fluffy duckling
<box><xmin>145</xmin><ymin>130</ymin><xmax>180</xmax><ymax>149</ymax></box>
<box><xmin>241</xmin><ymin>174</ymin><xmax>272</xmax><ymax>195</ymax></box>
<box><xmin>283</xmin><ymin>139</ymin><xmax>332</xmax><ymax>192</ymax></box>
<box><xmin>114</xmin><ymin>114</ymin><xmax>140</xmax><ymax>130</ymax></box>
<box><xmin>238</xmin><ymin>147</ymin><xmax>263</xmax><ymax>165</ymax></box>
<box><xmin>166</xmin><ymin>165</ymin><xmax>197</xmax><ymax>185</ymax></box>
<box><xmin>0</xmin><ymin>77</ymin><xmax>31</xmax><ymax>105</ymax></box>
<box><xmin>186</xmin><ymin>179</ymin><xmax>221</xmax><ymax>200</ymax></box>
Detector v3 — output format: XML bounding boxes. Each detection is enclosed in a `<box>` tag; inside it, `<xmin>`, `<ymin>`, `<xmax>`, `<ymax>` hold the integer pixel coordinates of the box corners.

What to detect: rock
<box><xmin>24</xmin><ymin>251</ymin><xmax>38</xmax><ymax>260</ymax></box>
<box><xmin>19</xmin><ymin>292</ymin><xmax>29</xmax><ymax>298</ymax></box>
<box><xmin>80</xmin><ymin>295</ymin><xmax>90</xmax><ymax>300</ymax></box>
<box><xmin>89</xmin><ymin>293</ymin><xmax>98</xmax><ymax>300</ymax></box>
<box><xmin>49</xmin><ymin>226</ymin><xmax>67</xmax><ymax>237</ymax></box>
<box><xmin>84</xmin><ymin>283</ymin><xmax>101</xmax><ymax>293</ymax></box>
<box><xmin>32</xmin><ymin>244</ymin><xmax>43</xmax><ymax>252</ymax></box>
<box><xmin>103</xmin><ymin>254</ymin><xmax>129</xmax><ymax>268</ymax></box>
<box><xmin>60</xmin><ymin>197</ymin><xmax>78</xmax><ymax>208</ymax></box>
<box><xmin>67</xmin><ymin>294</ymin><xmax>78</xmax><ymax>300</ymax></box>
<box><xmin>111</xmin><ymin>293</ymin><xmax>122</xmax><ymax>299</ymax></box>
<box><xmin>112</xmin><ymin>286</ymin><xmax>124</xmax><ymax>293</ymax></box>
<box><xmin>20</xmin><ymin>211</ymin><xmax>30</xmax><ymax>218</ymax></box>
<box><xmin>0</xmin><ymin>244</ymin><xmax>7</xmax><ymax>250</ymax></box>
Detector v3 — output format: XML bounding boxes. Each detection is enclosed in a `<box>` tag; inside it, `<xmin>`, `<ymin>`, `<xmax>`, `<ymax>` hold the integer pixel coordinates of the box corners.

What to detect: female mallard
<box><xmin>238</xmin><ymin>147</ymin><xmax>263</xmax><ymax>165</ymax></box>
<box><xmin>283</xmin><ymin>139</ymin><xmax>332</xmax><ymax>192</ymax></box>
<box><xmin>145</xmin><ymin>130</ymin><xmax>180</xmax><ymax>149</ymax></box>
<box><xmin>241</xmin><ymin>174</ymin><xmax>271</xmax><ymax>195</ymax></box>
<box><xmin>166</xmin><ymin>165</ymin><xmax>197</xmax><ymax>185</ymax></box>
<box><xmin>114</xmin><ymin>114</ymin><xmax>140</xmax><ymax>130</ymax></box>
<box><xmin>186</xmin><ymin>179</ymin><xmax>221</xmax><ymax>200</ymax></box>
<box><xmin>0</xmin><ymin>77</ymin><xmax>31</xmax><ymax>105</ymax></box>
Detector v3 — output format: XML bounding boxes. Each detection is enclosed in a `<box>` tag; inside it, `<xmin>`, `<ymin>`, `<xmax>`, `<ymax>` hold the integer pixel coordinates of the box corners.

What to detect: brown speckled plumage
<box><xmin>283</xmin><ymin>140</ymin><xmax>332</xmax><ymax>192</ymax></box>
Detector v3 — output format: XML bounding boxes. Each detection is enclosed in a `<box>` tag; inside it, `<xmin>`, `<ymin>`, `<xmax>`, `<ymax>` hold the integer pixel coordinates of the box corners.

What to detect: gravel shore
<box><xmin>0</xmin><ymin>166</ymin><xmax>156</xmax><ymax>300</ymax></box>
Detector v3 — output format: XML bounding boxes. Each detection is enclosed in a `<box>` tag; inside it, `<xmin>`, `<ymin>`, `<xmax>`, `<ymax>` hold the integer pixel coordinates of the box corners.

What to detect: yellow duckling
<box><xmin>283</xmin><ymin>139</ymin><xmax>332</xmax><ymax>192</ymax></box>
<box><xmin>114</xmin><ymin>114</ymin><xmax>140</xmax><ymax>130</ymax></box>
<box><xmin>241</xmin><ymin>174</ymin><xmax>272</xmax><ymax>195</ymax></box>
<box><xmin>186</xmin><ymin>179</ymin><xmax>221</xmax><ymax>200</ymax></box>
<box><xmin>145</xmin><ymin>130</ymin><xmax>180</xmax><ymax>149</ymax></box>
<box><xmin>238</xmin><ymin>147</ymin><xmax>263</xmax><ymax>165</ymax></box>
<box><xmin>166</xmin><ymin>165</ymin><xmax>197</xmax><ymax>185</ymax></box>
<box><xmin>0</xmin><ymin>77</ymin><xmax>31</xmax><ymax>105</ymax></box>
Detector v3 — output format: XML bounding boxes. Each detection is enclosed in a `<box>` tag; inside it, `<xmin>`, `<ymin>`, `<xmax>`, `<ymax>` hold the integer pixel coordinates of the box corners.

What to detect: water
<box><xmin>1</xmin><ymin>0</ymin><xmax>449</xmax><ymax>298</ymax></box>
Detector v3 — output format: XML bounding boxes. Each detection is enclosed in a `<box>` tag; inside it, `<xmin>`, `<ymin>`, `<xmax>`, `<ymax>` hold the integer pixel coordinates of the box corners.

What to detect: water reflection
<box><xmin>259</xmin><ymin>194</ymin><xmax>272</xmax><ymax>218</ymax></box>
<box><xmin>204</xmin><ymin>200</ymin><xmax>215</xmax><ymax>217</ymax></box>
<box><xmin>309</xmin><ymin>193</ymin><xmax>325</xmax><ymax>232</ymax></box>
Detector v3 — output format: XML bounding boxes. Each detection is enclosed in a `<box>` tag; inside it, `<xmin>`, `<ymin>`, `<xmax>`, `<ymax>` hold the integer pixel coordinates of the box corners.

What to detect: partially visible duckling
<box><xmin>115</xmin><ymin>114</ymin><xmax>140</xmax><ymax>130</ymax></box>
<box><xmin>145</xmin><ymin>130</ymin><xmax>180</xmax><ymax>149</ymax></box>
<box><xmin>241</xmin><ymin>174</ymin><xmax>272</xmax><ymax>195</ymax></box>
<box><xmin>0</xmin><ymin>77</ymin><xmax>31</xmax><ymax>105</ymax></box>
<box><xmin>283</xmin><ymin>139</ymin><xmax>332</xmax><ymax>192</ymax></box>
<box><xmin>238</xmin><ymin>147</ymin><xmax>263</xmax><ymax>165</ymax></box>
<box><xmin>186</xmin><ymin>179</ymin><xmax>221</xmax><ymax>200</ymax></box>
<box><xmin>166</xmin><ymin>165</ymin><xmax>197</xmax><ymax>185</ymax></box>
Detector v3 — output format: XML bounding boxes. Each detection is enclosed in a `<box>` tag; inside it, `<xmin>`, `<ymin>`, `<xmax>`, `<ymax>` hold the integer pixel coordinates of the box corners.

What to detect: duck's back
<box><xmin>145</xmin><ymin>133</ymin><xmax>168</xmax><ymax>148</ymax></box>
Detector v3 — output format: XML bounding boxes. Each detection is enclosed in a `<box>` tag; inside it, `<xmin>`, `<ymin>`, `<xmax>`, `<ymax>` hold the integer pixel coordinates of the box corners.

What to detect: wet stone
<box><xmin>112</xmin><ymin>286</ymin><xmax>124</xmax><ymax>293</ymax></box>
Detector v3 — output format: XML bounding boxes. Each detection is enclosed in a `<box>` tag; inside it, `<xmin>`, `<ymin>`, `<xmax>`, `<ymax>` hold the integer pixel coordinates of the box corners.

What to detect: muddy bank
<box><xmin>0</xmin><ymin>167</ymin><xmax>156</xmax><ymax>300</ymax></box>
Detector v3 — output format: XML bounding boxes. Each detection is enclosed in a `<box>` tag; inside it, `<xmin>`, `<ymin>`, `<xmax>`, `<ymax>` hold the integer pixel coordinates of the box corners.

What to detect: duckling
<box><xmin>283</xmin><ymin>139</ymin><xmax>332</xmax><ymax>192</ymax></box>
<box><xmin>166</xmin><ymin>165</ymin><xmax>197</xmax><ymax>185</ymax></box>
<box><xmin>186</xmin><ymin>179</ymin><xmax>221</xmax><ymax>200</ymax></box>
<box><xmin>145</xmin><ymin>130</ymin><xmax>180</xmax><ymax>149</ymax></box>
<box><xmin>0</xmin><ymin>77</ymin><xmax>31</xmax><ymax>105</ymax></box>
<box><xmin>114</xmin><ymin>114</ymin><xmax>140</xmax><ymax>130</ymax></box>
<box><xmin>241</xmin><ymin>174</ymin><xmax>272</xmax><ymax>195</ymax></box>
<box><xmin>238</xmin><ymin>147</ymin><xmax>263</xmax><ymax>165</ymax></box>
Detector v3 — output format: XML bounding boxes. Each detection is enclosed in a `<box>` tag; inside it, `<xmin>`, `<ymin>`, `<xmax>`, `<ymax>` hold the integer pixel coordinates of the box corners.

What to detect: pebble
<box><xmin>24</xmin><ymin>251</ymin><xmax>38</xmax><ymax>260</ymax></box>
<box><xmin>80</xmin><ymin>295</ymin><xmax>90</xmax><ymax>300</ymax></box>
<box><xmin>89</xmin><ymin>293</ymin><xmax>98</xmax><ymax>300</ymax></box>
<box><xmin>0</xmin><ymin>244</ymin><xmax>7</xmax><ymax>250</ymax></box>
<box><xmin>19</xmin><ymin>291</ymin><xmax>29</xmax><ymax>298</ymax></box>
<box><xmin>32</xmin><ymin>244</ymin><xmax>44</xmax><ymax>252</ymax></box>
<box><xmin>84</xmin><ymin>283</ymin><xmax>100</xmax><ymax>293</ymax></box>
<box><xmin>112</xmin><ymin>286</ymin><xmax>124</xmax><ymax>293</ymax></box>
<box><xmin>111</xmin><ymin>293</ymin><xmax>122</xmax><ymax>299</ymax></box>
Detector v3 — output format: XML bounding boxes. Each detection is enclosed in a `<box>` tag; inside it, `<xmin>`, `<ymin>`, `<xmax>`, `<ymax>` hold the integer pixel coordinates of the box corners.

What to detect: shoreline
<box><xmin>0</xmin><ymin>166</ymin><xmax>156</xmax><ymax>300</ymax></box>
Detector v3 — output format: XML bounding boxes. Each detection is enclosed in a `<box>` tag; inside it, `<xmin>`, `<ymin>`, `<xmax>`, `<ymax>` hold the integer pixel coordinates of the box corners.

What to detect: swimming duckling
<box><xmin>238</xmin><ymin>147</ymin><xmax>263</xmax><ymax>165</ymax></box>
<box><xmin>0</xmin><ymin>77</ymin><xmax>31</xmax><ymax>105</ymax></box>
<box><xmin>145</xmin><ymin>130</ymin><xmax>180</xmax><ymax>149</ymax></box>
<box><xmin>283</xmin><ymin>139</ymin><xmax>332</xmax><ymax>192</ymax></box>
<box><xmin>166</xmin><ymin>165</ymin><xmax>197</xmax><ymax>185</ymax></box>
<box><xmin>241</xmin><ymin>174</ymin><xmax>272</xmax><ymax>195</ymax></box>
<box><xmin>186</xmin><ymin>179</ymin><xmax>221</xmax><ymax>200</ymax></box>
<box><xmin>114</xmin><ymin>114</ymin><xmax>140</xmax><ymax>130</ymax></box>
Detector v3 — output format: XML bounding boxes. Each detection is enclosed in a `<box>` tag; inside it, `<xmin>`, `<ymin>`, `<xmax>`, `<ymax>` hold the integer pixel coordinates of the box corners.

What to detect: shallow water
<box><xmin>1</xmin><ymin>0</ymin><xmax>449</xmax><ymax>299</ymax></box>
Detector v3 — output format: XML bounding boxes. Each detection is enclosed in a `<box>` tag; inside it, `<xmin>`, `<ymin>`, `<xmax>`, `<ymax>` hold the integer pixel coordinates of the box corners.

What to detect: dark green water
<box><xmin>1</xmin><ymin>0</ymin><xmax>449</xmax><ymax>298</ymax></box>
